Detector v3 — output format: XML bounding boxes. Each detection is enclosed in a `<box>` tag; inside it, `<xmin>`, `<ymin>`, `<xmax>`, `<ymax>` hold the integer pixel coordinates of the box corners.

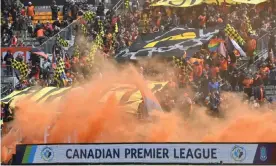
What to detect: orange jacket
<box><xmin>220</xmin><ymin>59</ymin><xmax>228</xmax><ymax>71</ymax></box>
<box><xmin>27</xmin><ymin>5</ymin><xmax>35</xmax><ymax>17</ymax></box>
<box><xmin>36</xmin><ymin>29</ymin><xmax>44</xmax><ymax>37</ymax></box>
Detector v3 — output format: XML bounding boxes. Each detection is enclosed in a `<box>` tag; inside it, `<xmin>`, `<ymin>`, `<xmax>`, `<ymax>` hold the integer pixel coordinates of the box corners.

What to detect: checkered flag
<box><xmin>224</xmin><ymin>24</ymin><xmax>245</xmax><ymax>46</ymax></box>
<box><xmin>54</xmin><ymin>58</ymin><xmax>65</xmax><ymax>79</ymax></box>
<box><xmin>11</xmin><ymin>59</ymin><xmax>29</xmax><ymax>80</ymax></box>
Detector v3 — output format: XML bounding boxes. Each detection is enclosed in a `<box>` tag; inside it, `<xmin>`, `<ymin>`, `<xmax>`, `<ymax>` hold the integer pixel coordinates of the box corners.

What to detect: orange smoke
<box><xmin>1</xmin><ymin>65</ymin><xmax>276</xmax><ymax>163</ymax></box>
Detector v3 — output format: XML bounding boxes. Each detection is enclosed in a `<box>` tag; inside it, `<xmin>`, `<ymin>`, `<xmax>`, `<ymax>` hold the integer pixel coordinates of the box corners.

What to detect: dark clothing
<box><xmin>253</xmin><ymin>86</ymin><xmax>265</xmax><ymax>101</ymax></box>
<box><xmin>19</xmin><ymin>16</ymin><xmax>28</xmax><ymax>31</ymax></box>
<box><xmin>51</xmin><ymin>5</ymin><xmax>60</xmax><ymax>20</ymax></box>
<box><xmin>253</xmin><ymin>77</ymin><xmax>264</xmax><ymax>87</ymax></box>
<box><xmin>96</xmin><ymin>4</ymin><xmax>105</xmax><ymax>16</ymax></box>
<box><xmin>71</xmin><ymin>5</ymin><xmax>79</xmax><ymax>20</ymax></box>
<box><xmin>53</xmin><ymin>21</ymin><xmax>61</xmax><ymax>28</ymax></box>
<box><xmin>4</xmin><ymin>52</ymin><xmax>13</xmax><ymax>65</ymax></box>
<box><xmin>4</xmin><ymin>52</ymin><xmax>14</xmax><ymax>76</ymax></box>
<box><xmin>63</xmin><ymin>3</ymin><xmax>70</xmax><ymax>20</ymax></box>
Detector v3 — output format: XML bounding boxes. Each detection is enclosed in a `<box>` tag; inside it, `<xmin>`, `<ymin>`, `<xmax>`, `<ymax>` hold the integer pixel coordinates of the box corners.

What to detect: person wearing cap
<box><xmin>27</xmin><ymin>2</ymin><xmax>35</xmax><ymax>20</ymax></box>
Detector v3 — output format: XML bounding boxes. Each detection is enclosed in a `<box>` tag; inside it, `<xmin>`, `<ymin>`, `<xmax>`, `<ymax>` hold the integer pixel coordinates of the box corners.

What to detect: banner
<box><xmin>203</xmin><ymin>0</ymin><xmax>238</xmax><ymax>4</ymax></box>
<box><xmin>231</xmin><ymin>0</ymin><xmax>267</xmax><ymax>4</ymax></box>
<box><xmin>151</xmin><ymin>0</ymin><xmax>203</xmax><ymax>7</ymax></box>
<box><xmin>1</xmin><ymin>47</ymin><xmax>32</xmax><ymax>65</ymax></box>
<box><xmin>1</xmin><ymin>82</ymin><xmax>168</xmax><ymax>113</ymax></box>
<box><xmin>13</xmin><ymin>143</ymin><xmax>276</xmax><ymax>164</ymax></box>
<box><xmin>115</xmin><ymin>27</ymin><xmax>220</xmax><ymax>61</ymax></box>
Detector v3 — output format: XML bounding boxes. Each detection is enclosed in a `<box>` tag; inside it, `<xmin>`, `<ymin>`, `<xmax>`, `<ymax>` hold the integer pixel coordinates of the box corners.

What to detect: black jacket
<box><xmin>51</xmin><ymin>5</ymin><xmax>60</xmax><ymax>13</ymax></box>
<box><xmin>4</xmin><ymin>52</ymin><xmax>13</xmax><ymax>65</ymax></box>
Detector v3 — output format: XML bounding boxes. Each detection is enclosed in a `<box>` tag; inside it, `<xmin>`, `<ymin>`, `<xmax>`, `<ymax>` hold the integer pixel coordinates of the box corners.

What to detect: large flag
<box><xmin>116</xmin><ymin>27</ymin><xmax>219</xmax><ymax>61</ymax></box>
<box><xmin>130</xmin><ymin>66</ymin><xmax>163</xmax><ymax>112</ymax></box>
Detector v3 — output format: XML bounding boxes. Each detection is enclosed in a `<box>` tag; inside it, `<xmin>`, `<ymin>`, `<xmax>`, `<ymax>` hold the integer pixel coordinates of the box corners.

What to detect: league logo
<box><xmin>231</xmin><ymin>145</ymin><xmax>246</xmax><ymax>162</ymax></box>
<box><xmin>41</xmin><ymin>146</ymin><xmax>54</xmax><ymax>162</ymax></box>
<box><xmin>260</xmin><ymin>146</ymin><xmax>267</xmax><ymax>161</ymax></box>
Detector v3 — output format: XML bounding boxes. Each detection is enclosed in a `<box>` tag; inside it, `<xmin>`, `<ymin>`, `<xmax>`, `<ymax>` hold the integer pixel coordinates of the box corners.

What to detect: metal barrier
<box><xmin>255</xmin><ymin>27</ymin><xmax>276</xmax><ymax>56</ymax></box>
<box><xmin>112</xmin><ymin>0</ymin><xmax>124</xmax><ymax>13</ymax></box>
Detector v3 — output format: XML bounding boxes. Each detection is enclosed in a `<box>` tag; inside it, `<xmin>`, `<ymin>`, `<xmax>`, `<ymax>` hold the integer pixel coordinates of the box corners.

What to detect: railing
<box><xmin>256</xmin><ymin>27</ymin><xmax>276</xmax><ymax>56</ymax></box>
<box><xmin>37</xmin><ymin>17</ymin><xmax>82</xmax><ymax>54</ymax></box>
<box><xmin>112</xmin><ymin>0</ymin><xmax>124</xmax><ymax>13</ymax></box>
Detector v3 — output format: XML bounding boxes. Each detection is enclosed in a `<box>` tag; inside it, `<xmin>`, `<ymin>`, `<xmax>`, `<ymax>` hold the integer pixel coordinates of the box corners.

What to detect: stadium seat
<box><xmin>33</xmin><ymin>15</ymin><xmax>63</xmax><ymax>20</ymax></box>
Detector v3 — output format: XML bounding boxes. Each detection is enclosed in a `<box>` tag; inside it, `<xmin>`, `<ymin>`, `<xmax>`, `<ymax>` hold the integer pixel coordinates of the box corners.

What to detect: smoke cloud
<box><xmin>1</xmin><ymin>62</ymin><xmax>276</xmax><ymax>163</ymax></box>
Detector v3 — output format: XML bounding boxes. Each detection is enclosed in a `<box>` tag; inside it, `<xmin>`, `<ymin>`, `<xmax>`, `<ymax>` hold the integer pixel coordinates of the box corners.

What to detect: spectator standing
<box><xmin>44</xmin><ymin>21</ymin><xmax>54</xmax><ymax>37</ymax></box>
<box><xmin>36</xmin><ymin>28</ymin><xmax>46</xmax><ymax>45</ymax></box>
<box><xmin>11</xmin><ymin>7</ymin><xmax>18</xmax><ymax>22</ymax></box>
<box><xmin>63</xmin><ymin>0</ymin><xmax>70</xmax><ymax>21</ymax></box>
<box><xmin>53</xmin><ymin>18</ymin><xmax>61</xmax><ymax>33</ymax></box>
<box><xmin>51</xmin><ymin>0</ymin><xmax>60</xmax><ymax>21</ymax></box>
<box><xmin>4</xmin><ymin>51</ymin><xmax>14</xmax><ymax>76</ymax></box>
<box><xmin>19</xmin><ymin>15</ymin><xmax>28</xmax><ymax>40</ymax></box>
<box><xmin>27</xmin><ymin>2</ymin><xmax>35</xmax><ymax>20</ymax></box>
<box><xmin>10</xmin><ymin>35</ymin><xmax>18</xmax><ymax>46</ymax></box>
<box><xmin>71</xmin><ymin>2</ymin><xmax>79</xmax><ymax>20</ymax></box>
<box><xmin>96</xmin><ymin>2</ymin><xmax>105</xmax><ymax>17</ymax></box>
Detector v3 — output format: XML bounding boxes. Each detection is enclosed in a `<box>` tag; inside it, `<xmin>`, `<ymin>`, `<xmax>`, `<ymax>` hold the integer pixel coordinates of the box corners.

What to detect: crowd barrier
<box><xmin>256</xmin><ymin>27</ymin><xmax>276</xmax><ymax>56</ymax></box>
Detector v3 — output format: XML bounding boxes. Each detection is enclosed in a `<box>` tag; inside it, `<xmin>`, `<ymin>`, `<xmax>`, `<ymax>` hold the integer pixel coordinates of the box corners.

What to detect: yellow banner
<box><xmin>203</xmin><ymin>0</ymin><xmax>237</xmax><ymax>4</ymax></box>
<box><xmin>151</xmin><ymin>0</ymin><xmax>203</xmax><ymax>7</ymax></box>
<box><xmin>144</xmin><ymin>32</ymin><xmax>196</xmax><ymax>48</ymax></box>
<box><xmin>232</xmin><ymin>0</ymin><xmax>267</xmax><ymax>4</ymax></box>
<box><xmin>2</xmin><ymin>82</ymin><xmax>168</xmax><ymax>114</ymax></box>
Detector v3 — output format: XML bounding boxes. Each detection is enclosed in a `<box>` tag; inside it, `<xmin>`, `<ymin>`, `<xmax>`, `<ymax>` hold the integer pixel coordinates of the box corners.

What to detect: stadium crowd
<box><xmin>1</xmin><ymin>0</ymin><xmax>90</xmax><ymax>47</ymax></box>
<box><xmin>1</xmin><ymin>0</ymin><xmax>276</xmax><ymax>123</ymax></box>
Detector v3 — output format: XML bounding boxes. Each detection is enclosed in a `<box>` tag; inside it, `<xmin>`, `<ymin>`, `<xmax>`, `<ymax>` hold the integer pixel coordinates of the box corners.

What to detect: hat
<box><xmin>28</xmin><ymin>2</ymin><xmax>32</xmax><ymax>5</ymax></box>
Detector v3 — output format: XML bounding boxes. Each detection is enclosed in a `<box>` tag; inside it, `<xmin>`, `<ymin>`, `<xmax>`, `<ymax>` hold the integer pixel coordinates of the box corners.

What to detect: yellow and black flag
<box><xmin>11</xmin><ymin>59</ymin><xmax>28</xmax><ymax>80</ymax></box>
<box><xmin>224</xmin><ymin>24</ymin><xmax>245</xmax><ymax>46</ymax></box>
<box><xmin>54</xmin><ymin>58</ymin><xmax>66</xmax><ymax>87</ymax></box>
